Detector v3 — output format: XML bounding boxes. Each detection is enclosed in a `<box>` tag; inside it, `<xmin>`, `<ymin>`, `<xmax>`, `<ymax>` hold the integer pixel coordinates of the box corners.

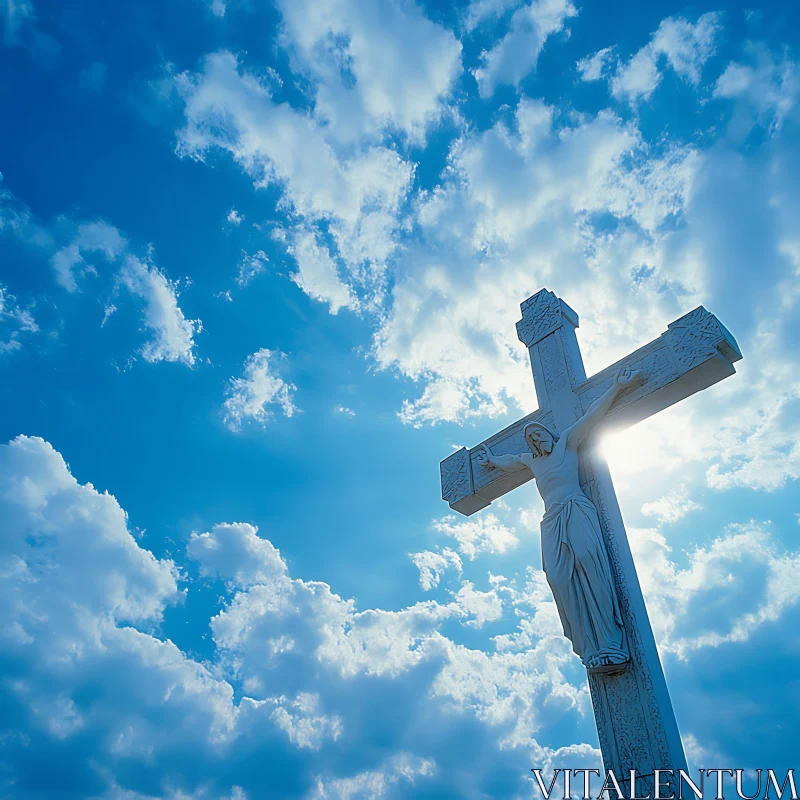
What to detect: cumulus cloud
<box><xmin>0</xmin><ymin>436</ymin><xmax>305</xmax><ymax>796</ymax></box>
<box><xmin>0</xmin><ymin>436</ymin><xmax>582</xmax><ymax>795</ymax></box>
<box><xmin>1</xmin><ymin>435</ymin><xmax>180</xmax><ymax>635</ymax></box>
<box><xmin>194</xmin><ymin>516</ymin><xmax>579</xmax><ymax>748</ymax></box>
<box><xmin>432</xmin><ymin>514</ymin><xmax>519</xmax><ymax>560</ymax></box>
<box><xmin>267</xmin><ymin>693</ymin><xmax>342</xmax><ymax>751</ymax></box>
<box><xmin>187</xmin><ymin>522</ymin><xmax>288</xmax><ymax>589</ymax></box>
<box><xmin>0</xmin><ymin>437</ymin><xmax>241</xmax><ymax>794</ymax></box>
<box><xmin>641</xmin><ymin>485</ymin><xmax>700</xmax><ymax>525</ymax></box>
<box><xmin>308</xmin><ymin>754</ymin><xmax>435</xmax><ymax>799</ymax></box>
<box><xmin>222</xmin><ymin>348</ymin><xmax>298</xmax><ymax>431</ymax></box>
<box><xmin>226</xmin><ymin>207</ymin><xmax>244</xmax><ymax>226</ymax></box>
<box><xmin>579</xmin><ymin>13</ymin><xmax>721</xmax><ymax>103</ymax></box>
<box><xmin>409</xmin><ymin>548</ymin><xmax>462</xmax><ymax>590</ymax></box>
<box><xmin>274</xmin><ymin>0</ymin><xmax>462</xmax><ymax>142</ymax></box>
<box><xmin>630</xmin><ymin>521</ymin><xmax>800</xmax><ymax>658</ymax></box>
<box><xmin>49</xmin><ymin>220</ymin><xmax>127</xmax><ymax>291</ymax></box>
<box><xmin>5</xmin><ymin>436</ymin><xmax>798</xmax><ymax>796</ymax></box>
<box><xmin>473</xmin><ymin>0</ymin><xmax>577</xmax><ymax>97</ymax></box>
<box><xmin>119</xmin><ymin>254</ymin><xmax>201</xmax><ymax>366</ymax></box>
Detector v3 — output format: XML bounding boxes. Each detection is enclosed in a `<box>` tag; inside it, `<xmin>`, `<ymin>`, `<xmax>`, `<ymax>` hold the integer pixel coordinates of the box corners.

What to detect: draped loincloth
<box><xmin>540</xmin><ymin>492</ymin><xmax>628</xmax><ymax>667</ymax></box>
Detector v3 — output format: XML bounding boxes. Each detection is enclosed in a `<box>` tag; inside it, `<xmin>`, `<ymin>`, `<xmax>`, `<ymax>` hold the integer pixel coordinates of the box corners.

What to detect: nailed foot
<box><xmin>586</xmin><ymin>652</ymin><xmax>630</xmax><ymax>676</ymax></box>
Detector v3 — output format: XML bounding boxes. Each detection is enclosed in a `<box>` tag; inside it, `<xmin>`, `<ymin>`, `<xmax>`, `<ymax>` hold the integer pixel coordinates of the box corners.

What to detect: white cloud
<box><xmin>576</xmin><ymin>46</ymin><xmax>614</xmax><ymax>82</ymax></box>
<box><xmin>175</xmin><ymin>51</ymin><xmax>414</xmax><ymax>314</ymax></box>
<box><xmin>198</xmin><ymin>520</ymin><xmax>581</xmax><ymax>757</ymax></box>
<box><xmin>119</xmin><ymin>254</ymin><xmax>201</xmax><ymax>365</ymax></box>
<box><xmin>473</xmin><ymin>0</ymin><xmax>577</xmax><ymax>97</ymax></box>
<box><xmin>374</xmin><ymin>98</ymin><xmax>702</xmax><ymax>425</ymax></box>
<box><xmin>0</xmin><ymin>184</ymin><xmax>34</xmax><ymax>235</ymax></box>
<box><xmin>714</xmin><ymin>46</ymin><xmax>800</xmax><ymax>134</ymax></box>
<box><xmin>462</xmin><ymin>0</ymin><xmax>519</xmax><ymax>33</ymax></box>
<box><xmin>0</xmin><ymin>283</ymin><xmax>38</xmax><ymax>353</ymax></box>
<box><xmin>333</xmin><ymin>405</ymin><xmax>355</xmax><ymax>417</ymax></box>
<box><xmin>50</xmin><ymin>220</ymin><xmax>127</xmax><ymax>291</ymax></box>
<box><xmin>371</xmin><ymin>51</ymin><xmax>800</xmax><ymax>510</ymax></box>
<box><xmin>1</xmin><ymin>191</ymin><xmax>201</xmax><ymax>367</ymax></box>
<box><xmin>308</xmin><ymin>754</ymin><xmax>435</xmax><ymax>800</ymax></box>
<box><xmin>681</xmin><ymin>733</ymin><xmax>729</xmax><ymax>771</ymax></box>
<box><xmin>0</xmin><ymin>437</ymin><xmax>586</xmax><ymax>796</ymax></box>
<box><xmin>275</xmin><ymin>0</ymin><xmax>462</xmax><ymax>142</ymax></box>
<box><xmin>431</xmin><ymin>635</ymin><xmax>580</xmax><ymax>750</ymax></box>
<box><xmin>226</xmin><ymin>207</ymin><xmax>244</xmax><ymax>226</ymax></box>
<box><xmin>579</xmin><ymin>13</ymin><xmax>721</xmax><ymax>103</ymax></box>
<box><xmin>0</xmin><ymin>435</ymin><xmax>180</xmax><ymax>633</ymax></box>
<box><xmin>267</xmin><ymin>693</ymin><xmax>342</xmax><ymax>751</ymax></box>
<box><xmin>222</xmin><ymin>348</ymin><xmax>298</xmax><ymax>431</ymax></box>
<box><xmin>289</xmin><ymin>228</ymin><xmax>356</xmax><ymax>314</ymax></box>
<box><xmin>648</xmin><ymin>12</ymin><xmax>721</xmax><ymax>84</ymax></box>
<box><xmin>236</xmin><ymin>249</ymin><xmax>268</xmax><ymax>287</ymax></box>
<box><xmin>703</xmin><ymin>372</ymin><xmax>800</xmax><ymax>492</ymax></box>
<box><xmin>641</xmin><ymin>485</ymin><xmax>700</xmax><ymax>525</ymax></box>
<box><xmin>432</xmin><ymin>514</ymin><xmax>519</xmax><ymax>560</ymax></box>
<box><xmin>451</xmin><ymin>580</ymin><xmax>504</xmax><ymax>628</ymax></box>
<box><xmin>409</xmin><ymin>548</ymin><xmax>462</xmax><ymax>590</ymax></box>
<box><xmin>630</xmin><ymin>521</ymin><xmax>800</xmax><ymax>658</ymax></box>
<box><xmin>209</xmin><ymin>0</ymin><xmax>226</xmax><ymax>17</ymax></box>
<box><xmin>187</xmin><ymin>522</ymin><xmax>288</xmax><ymax>589</ymax></box>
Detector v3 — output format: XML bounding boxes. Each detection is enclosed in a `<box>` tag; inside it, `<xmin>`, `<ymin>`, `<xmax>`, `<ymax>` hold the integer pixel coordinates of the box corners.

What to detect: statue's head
<box><xmin>524</xmin><ymin>422</ymin><xmax>558</xmax><ymax>457</ymax></box>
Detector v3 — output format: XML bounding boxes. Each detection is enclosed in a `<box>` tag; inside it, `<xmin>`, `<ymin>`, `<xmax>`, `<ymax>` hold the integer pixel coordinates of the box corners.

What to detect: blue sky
<box><xmin>1</xmin><ymin>0</ymin><xmax>799</xmax><ymax>797</ymax></box>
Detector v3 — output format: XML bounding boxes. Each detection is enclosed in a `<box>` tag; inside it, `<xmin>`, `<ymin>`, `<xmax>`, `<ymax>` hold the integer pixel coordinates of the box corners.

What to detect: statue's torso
<box><xmin>523</xmin><ymin>438</ymin><xmax>583</xmax><ymax>510</ymax></box>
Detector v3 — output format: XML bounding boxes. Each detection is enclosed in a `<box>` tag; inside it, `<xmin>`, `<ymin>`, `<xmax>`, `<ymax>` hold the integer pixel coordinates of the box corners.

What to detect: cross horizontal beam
<box><xmin>441</xmin><ymin>305</ymin><xmax>742</xmax><ymax>515</ymax></box>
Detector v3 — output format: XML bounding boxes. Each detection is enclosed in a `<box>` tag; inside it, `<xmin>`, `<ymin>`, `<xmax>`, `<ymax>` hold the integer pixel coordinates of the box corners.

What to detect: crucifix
<box><xmin>439</xmin><ymin>289</ymin><xmax>742</xmax><ymax>790</ymax></box>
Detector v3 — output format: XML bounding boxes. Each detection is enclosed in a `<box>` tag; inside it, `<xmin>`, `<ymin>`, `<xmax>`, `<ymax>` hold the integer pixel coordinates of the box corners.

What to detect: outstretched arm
<box><xmin>476</xmin><ymin>447</ymin><xmax>528</xmax><ymax>473</ymax></box>
<box><xmin>565</xmin><ymin>367</ymin><xmax>644</xmax><ymax>449</ymax></box>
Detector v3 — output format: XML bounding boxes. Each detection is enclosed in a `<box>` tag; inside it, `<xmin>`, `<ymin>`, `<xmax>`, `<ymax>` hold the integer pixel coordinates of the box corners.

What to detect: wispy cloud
<box><xmin>222</xmin><ymin>348</ymin><xmax>298</xmax><ymax>431</ymax></box>
<box><xmin>578</xmin><ymin>13</ymin><xmax>722</xmax><ymax>103</ymax></box>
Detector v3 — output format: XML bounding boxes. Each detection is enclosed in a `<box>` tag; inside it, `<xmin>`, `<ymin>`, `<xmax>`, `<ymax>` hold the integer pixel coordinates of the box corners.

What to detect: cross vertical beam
<box><xmin>517</xmin><ymin>290</ymin><xmax>686</xmax><ymax>785</ymax></box>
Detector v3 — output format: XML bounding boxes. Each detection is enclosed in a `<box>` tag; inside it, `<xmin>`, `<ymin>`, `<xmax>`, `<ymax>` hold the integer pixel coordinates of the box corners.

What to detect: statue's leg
<box><xmin>540</xmin><ymin>507</ymin><xmax>585</xmax><ymax>660</ymax></box>
<box><xmin>567</xmin><ymin>500</ymin><xmax>629</xmax><ymax>668</ymax></box>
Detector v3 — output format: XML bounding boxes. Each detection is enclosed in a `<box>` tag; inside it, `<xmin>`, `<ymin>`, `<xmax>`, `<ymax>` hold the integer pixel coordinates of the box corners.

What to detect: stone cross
<box><xmin>439</xmin><ymin>289</ymin><xmax>742</xmax><ymax>791</ymax></box>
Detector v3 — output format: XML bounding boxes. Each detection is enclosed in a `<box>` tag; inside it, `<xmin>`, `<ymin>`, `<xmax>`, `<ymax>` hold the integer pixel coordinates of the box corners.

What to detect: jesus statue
<box><xmin>477</xmin><ymin>367</ymin><xmax>645</xmax><ymax>674</ymax></box>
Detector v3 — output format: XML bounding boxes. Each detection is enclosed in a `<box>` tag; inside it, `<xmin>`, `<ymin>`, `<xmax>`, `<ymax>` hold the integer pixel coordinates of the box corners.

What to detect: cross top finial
<box><xmin>516</xmin><ymin>288</ymin><xmax>579</xmax><ymax>347</ymax></box>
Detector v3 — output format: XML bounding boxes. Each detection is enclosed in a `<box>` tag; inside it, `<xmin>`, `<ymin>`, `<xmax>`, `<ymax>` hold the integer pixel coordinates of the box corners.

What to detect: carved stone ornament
<box><xmin>665</xmin><ymin>306</ymin><xmax>742</xmax><ymax>372</ymax></box>
<box><xmin>516</xmin><ymin>289</ymin><xmax>564</xmax><ymax>347</ymax></box>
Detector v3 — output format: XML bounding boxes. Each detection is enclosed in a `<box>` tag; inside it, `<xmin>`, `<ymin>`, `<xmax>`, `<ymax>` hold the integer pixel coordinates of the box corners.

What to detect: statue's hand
<box><xmin>475</xmin><ymin>447</ymin><xmax>494</xmax><ymax>470</ymax></box>
<box><xmin>615</xmin><ymin>367</ymin><xmax>645</xmax><ymax>388</ymax></box>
